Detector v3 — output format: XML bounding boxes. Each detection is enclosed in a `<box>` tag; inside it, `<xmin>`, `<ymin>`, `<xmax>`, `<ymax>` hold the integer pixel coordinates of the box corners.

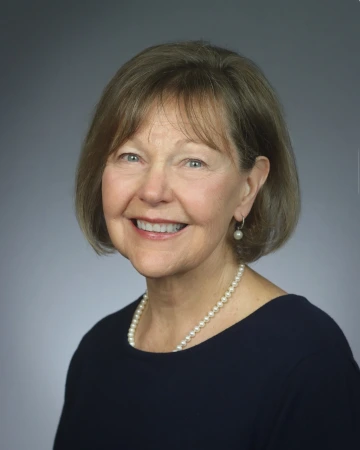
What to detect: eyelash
<box><xmin>118</xmin><ymin>153</ymin><xmax>205</xmax><ymax>168</ymax></box>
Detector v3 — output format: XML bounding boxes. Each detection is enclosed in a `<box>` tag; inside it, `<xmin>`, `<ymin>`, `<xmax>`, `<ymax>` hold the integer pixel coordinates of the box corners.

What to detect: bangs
<box><xmin>108</xmin><ymin>69</ymin><xmax>238</xmax><ymax>165</ymax></box>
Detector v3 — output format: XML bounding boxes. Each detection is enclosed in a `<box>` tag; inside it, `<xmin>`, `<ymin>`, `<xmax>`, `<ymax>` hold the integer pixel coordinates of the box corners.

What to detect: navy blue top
<box><xmin>53</xmin><ymin>293</ymin><xmax>360</xmax><ymax>449</ymax></box>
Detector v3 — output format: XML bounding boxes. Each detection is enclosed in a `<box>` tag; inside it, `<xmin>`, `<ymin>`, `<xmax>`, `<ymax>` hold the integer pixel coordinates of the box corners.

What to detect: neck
<box><xmin>137</xmin><ymin>253</ymin><xmax>246</xmax><ymax>348</ymax></box>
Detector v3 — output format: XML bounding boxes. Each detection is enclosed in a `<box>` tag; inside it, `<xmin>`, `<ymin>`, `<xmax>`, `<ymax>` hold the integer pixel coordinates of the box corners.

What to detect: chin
<box><xmin>131</xmin><ymin>263</ymin><xmax>175</xmax><ymax>279</ymax></box>
<box><xmin>128</xmin><ymin>253</ymin><xmax>185</xmax><ymax>279</ymax></box>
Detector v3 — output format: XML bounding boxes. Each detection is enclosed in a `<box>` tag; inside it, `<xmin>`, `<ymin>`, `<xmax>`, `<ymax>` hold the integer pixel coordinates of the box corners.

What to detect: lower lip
<box><xmin>130</xmin><ymin>220</ymin><xmax>188</xmax><ymax>240</ymax></box>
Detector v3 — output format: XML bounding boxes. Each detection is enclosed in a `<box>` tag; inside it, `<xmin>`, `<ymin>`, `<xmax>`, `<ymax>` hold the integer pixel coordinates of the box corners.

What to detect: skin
<box><xmin>102</xmin><ymin>102</ymin><xmax>287</xmax><ymax>352</ymax></box>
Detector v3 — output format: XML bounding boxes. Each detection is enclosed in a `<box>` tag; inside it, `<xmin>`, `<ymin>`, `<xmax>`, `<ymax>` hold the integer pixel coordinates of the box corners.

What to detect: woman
<box><xmin>53</xmin><ymin>41</ymin><xmax>360</xmax><ymax>449</ymax></box>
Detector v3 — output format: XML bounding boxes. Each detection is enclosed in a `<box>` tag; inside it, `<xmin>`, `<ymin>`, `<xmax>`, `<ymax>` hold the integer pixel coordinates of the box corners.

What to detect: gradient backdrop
<box><xmin>1</xmin><ymin>1</ymin><xmax>359</xmax><ymax>449</ymax></box>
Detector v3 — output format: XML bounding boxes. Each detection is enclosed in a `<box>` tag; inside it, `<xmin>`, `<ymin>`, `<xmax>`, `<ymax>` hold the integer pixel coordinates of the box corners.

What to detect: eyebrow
<box><xmin>128</xmin><ymin>136</ymin><xmax>221</xmax><ymax>152</ymax></box>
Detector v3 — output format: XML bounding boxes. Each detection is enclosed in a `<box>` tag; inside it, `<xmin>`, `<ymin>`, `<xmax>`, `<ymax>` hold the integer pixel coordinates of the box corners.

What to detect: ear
<box><xmin>233</xmin><ymin>156</ymin><xmax>270</xmax><ymax>221</ymax></box>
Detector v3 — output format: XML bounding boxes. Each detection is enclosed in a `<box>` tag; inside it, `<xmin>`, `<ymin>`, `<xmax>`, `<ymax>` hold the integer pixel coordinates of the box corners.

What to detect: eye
<box><xmin>119</xmin><ymin>153</ymin><xmax>139</xmax><ymax>162</ymax></box>
<box><xmin>185</xmin><ymin>159</ymin><xmax>204</xmax><ymax>168</ymax></box>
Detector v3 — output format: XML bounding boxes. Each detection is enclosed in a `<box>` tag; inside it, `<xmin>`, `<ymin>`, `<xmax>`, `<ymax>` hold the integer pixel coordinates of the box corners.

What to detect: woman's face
<box><xmin>102</xmin><ymin>103</ymin><xmax>246</xmax><ymax>278</ymax></box>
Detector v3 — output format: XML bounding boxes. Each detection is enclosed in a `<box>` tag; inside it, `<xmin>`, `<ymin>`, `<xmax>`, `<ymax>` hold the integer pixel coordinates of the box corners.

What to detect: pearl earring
<box><xmin>234</xmin><ymin>216</ymin><xmax>245</xmax><ymax>240</ymax></box>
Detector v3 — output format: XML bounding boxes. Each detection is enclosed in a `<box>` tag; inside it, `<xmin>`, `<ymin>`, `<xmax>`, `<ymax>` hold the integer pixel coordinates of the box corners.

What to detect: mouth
<box><xmin>130</xmin><ymin>219</ymin><xmax>188</xmax><ymax>234</ymax></box>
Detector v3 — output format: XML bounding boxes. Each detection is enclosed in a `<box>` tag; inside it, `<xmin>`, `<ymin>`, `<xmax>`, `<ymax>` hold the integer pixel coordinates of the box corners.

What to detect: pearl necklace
<box><xmin>128</xmin><ymin>263</ymin><xmax>245</xmax><ymax>352</ymax></box>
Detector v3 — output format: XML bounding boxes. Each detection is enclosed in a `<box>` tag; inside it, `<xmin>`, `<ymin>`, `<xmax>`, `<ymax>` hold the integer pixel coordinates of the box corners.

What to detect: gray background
<box><xmin>0</xmin><ymin>1</ymin><xmax>359</xmax><ymax>449</ymax></box>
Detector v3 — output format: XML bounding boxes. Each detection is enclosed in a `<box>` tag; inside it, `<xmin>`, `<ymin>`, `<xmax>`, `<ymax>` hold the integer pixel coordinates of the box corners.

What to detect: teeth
<box><xmin>136</xmin><ymin>220</ymin><xmax>186</xmax><ymax>233</ymax></box>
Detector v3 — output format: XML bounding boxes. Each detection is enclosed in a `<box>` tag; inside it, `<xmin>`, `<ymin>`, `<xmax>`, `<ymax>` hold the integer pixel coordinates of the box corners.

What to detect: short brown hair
<box><xmin>74</xmin><ymin>40</ymin><xmax>301</xmax><ymax>264</ymax></box>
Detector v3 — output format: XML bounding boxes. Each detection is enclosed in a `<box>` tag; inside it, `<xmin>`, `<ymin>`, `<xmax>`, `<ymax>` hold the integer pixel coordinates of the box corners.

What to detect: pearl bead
<box><xmin>234</xmin><ymin>230</ymin><xmax>243</xmax><ymax>240</ymax></box>
<box><xmin>217</xmin><ymin>301</ymin><xmax>223</xmax><ymax>308</ymax></box>
<box><xmin>194</xmin><ymin>326</ymin><xmax>200</xmax><ymax>332</ymax></box>
<box><xmin>213</xmin><ymin>306</ymin><xmax>219</xmax><ymax>313</ymax></box>
<box><xmin>181</xmin><ymin>340</ymin><xmax>187</xmax><ymax>346</ymax></box>
<box><xmin>199</xmin><ymin>321</ymin><xmax>205</xmax><ymax>327</ymax></box>
<box><xmin>190</xmin><ymin>331</ymin><xmax>195</xmax><ymax>337</ymax></box>
<box><xmin>208</xmin><ymin>311</ymin><xmax>214</xmax><ymax>317</ymax></box>
<box><xmin>204</xmin><ymin>316</ymin><xmax>210</xmax><ymax>322</ymax></box>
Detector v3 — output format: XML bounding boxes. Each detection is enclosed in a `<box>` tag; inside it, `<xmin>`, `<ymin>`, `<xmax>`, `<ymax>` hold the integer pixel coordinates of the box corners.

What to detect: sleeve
<box><xmin>261</xmin><ymin>348</ymin><xmax>360</xmax><ymax>450</ymax></box>
<box><xmin>52</xmin><ymin>340</ymin><xmax>85</xmax><ymax>450</ymax></box>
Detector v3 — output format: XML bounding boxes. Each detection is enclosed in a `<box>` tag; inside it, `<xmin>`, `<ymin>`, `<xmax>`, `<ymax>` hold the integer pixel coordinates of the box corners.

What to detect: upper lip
<box><xmin>130</xmin><ymin>217</ymin><xmax>187</xmax><ymax>224</ymax></box>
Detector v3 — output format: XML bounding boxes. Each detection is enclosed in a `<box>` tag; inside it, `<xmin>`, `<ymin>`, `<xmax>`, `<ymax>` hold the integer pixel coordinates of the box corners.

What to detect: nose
<box><xmin>137</xmin><ymin>164</ymin><xmax>173</xmax><ymax>206</ymax></box>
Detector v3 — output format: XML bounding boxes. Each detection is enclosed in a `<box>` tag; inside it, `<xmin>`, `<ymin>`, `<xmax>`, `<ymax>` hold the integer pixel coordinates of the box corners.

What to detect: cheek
<box><xmin>181</xmin><ymin>178</ymin><xmax>235</xmax><ymax>225</ymax></box>
<box><xmin>101</xmin><ymin>169</ymin><xmax>127</xmax><ymax>215</ymax></box>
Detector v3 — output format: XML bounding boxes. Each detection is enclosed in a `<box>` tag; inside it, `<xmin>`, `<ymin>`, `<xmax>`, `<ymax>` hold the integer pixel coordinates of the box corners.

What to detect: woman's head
<box><xmin>75</xmin><ymin>40</ymin><xmax>301</xmax><ymax>266</ymax></box>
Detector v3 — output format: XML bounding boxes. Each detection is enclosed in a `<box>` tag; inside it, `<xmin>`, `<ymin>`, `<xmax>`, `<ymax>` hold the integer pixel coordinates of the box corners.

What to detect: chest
<box><xmin>64</xmin><ymin>351</ymin><xmax>266</xmax><ymax>449</ymax></box>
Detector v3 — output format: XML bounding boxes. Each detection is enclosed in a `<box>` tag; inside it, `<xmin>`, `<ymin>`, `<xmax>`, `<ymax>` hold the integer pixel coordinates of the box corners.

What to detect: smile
<box><xmin>135</xmin><ymin>219</ymin><xmax>187</xmax><ymax>233</ymax></box>
<box><xmin>130</xmin><ymin>219</ymin><xmax>188</xmax><ymax>239</ymax></box>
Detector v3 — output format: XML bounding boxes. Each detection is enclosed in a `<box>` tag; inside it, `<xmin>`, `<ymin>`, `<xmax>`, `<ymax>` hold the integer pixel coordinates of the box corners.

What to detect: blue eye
<box><xmin>120</xmin><ymin>153</ymin><xmax>139</xmax><ymax>162</ymax></box>
<box><xmin>186</xmin><ymin>159</ymin><xmax>203</xmax><ymax>168</ymax></box>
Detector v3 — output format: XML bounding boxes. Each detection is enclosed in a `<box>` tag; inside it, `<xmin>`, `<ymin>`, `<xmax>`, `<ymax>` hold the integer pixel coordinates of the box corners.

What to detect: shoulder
<box><xmin>241</xmin><ymin>268</ymin><xmax>352</xmax><ymax>356</ymax></box>
<box><xmin>251</xmin><ymin>295</ymin><xmax>360</xmax><ymax>448</ymax></box>
<box><xmin>72</xmin><ymin>295</ymin><xmax>142</xmax><ymax>357</ymax></box>
<box><xmin>254</xmin><ymin>293</ymin><xmax>356</xmax><ymax>362</ymax></box>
